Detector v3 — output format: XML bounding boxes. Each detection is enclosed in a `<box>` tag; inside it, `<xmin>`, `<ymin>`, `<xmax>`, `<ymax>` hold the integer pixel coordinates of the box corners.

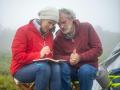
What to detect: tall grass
<box><xmin>0</xmin><ymin>74</ymin><xmax>20</xmax><ymax>90</ymax></box>
<box><xmin>0</xmin><ymin>53</ymin><xmax>20</xmax><ymax>90</ymax></box>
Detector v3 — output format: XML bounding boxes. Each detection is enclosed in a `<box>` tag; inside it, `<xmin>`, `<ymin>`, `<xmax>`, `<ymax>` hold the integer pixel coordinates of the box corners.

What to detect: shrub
<box><xmin>0</xmin><ymin>74</ymin><xmax>20</xmax><ymax>90</ymax></box>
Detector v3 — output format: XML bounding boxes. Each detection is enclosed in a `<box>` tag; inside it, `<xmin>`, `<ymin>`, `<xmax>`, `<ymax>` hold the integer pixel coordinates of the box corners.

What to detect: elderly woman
<box><xmin>10</xmin><ymin>7</ymin><xmax>61</xmax><ymax>90</ymax></box>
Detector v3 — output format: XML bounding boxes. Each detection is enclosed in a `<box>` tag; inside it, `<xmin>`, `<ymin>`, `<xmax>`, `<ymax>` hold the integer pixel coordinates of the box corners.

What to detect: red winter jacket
<box><xmin>10</xmin><ymin>20</ymin><xmax>53</xmax><ymax>75</ymax></box>
<box><xmin>53</xmin><ymin>20</ymin><xmax>103</xmax><ymax>68</ymax></box>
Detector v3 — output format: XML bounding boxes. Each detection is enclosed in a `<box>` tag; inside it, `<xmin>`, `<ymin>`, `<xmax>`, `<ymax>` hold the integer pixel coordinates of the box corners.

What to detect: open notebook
<box><xmin>33</xmin><ymin>58</ymin><xmax>67</xmax><ymax>63</ymax></box>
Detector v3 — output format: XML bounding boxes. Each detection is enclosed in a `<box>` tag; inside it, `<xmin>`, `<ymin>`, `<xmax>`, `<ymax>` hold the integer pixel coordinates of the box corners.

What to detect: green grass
<box><xmin>0</xmin><ymin>74</ymin><xmax>20</xmax><ymax>90</ymax></box>
<box><xmin>0</xmin><ymin>54</ymin><xmax>21</xmax><ymax>90</ymax></box>
<box><xmin>0</xmin><ymin>53</ymin><xmax>11</xmax><ymax>74</ymax></box>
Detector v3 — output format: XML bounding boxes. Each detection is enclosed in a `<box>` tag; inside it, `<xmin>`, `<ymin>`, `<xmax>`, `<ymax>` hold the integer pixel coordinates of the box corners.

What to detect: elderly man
<box><xmin>53</xmin><ymin>8</ymin><xmax>103</xmax><ymax>90</ymax></box>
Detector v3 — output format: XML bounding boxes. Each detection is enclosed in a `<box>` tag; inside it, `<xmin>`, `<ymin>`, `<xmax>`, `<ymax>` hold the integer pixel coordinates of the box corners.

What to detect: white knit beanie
<box><xmin>38</xmin><ymin>7</ymin><xmax>59</xmax><ymax>22</ymax></box>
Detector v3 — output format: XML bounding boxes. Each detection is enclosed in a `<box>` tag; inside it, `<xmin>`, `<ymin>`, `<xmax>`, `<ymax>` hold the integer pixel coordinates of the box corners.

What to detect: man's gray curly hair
<box><xmin>59</xmin><ymin>8</ymin><xmax>76</xmax><ymax>20</ymax></box>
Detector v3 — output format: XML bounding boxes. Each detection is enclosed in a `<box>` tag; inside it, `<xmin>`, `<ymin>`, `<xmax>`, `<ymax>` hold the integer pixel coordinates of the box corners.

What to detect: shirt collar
<box><xmin>32</xmin><ymin>19</ymin><xmax>41</xmax><ymax>32</ymax></box>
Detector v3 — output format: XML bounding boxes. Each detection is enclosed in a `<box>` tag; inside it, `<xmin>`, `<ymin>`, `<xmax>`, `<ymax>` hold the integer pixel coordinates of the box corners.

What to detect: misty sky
<box><xmin>0</xmin><ymin>0</ymin><xmax>120</xmax><ymax>32</ymax></box>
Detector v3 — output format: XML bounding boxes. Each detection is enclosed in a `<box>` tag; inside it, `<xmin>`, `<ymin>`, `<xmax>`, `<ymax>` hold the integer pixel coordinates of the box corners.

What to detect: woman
<box><xmin>10</xmin><ymin>7</ymin><xmax>61</xmax><ymax>90</ymax></box>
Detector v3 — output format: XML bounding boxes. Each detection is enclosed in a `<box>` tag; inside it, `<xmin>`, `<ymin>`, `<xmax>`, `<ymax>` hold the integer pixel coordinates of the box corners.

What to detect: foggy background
<box><xmin>0</xmin><ymin>0</ymin><xmax>120</xmax><ymax>59</ymax></box>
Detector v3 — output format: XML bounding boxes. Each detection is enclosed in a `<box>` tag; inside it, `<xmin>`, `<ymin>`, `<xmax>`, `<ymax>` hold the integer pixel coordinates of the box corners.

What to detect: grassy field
<box><xmin>0</xmin><ymin>54</ymin><xmax>20</xmax><ymax>90</ymax></box>
<box><xmin>0</xmin><ymin>74</ymin><xmax>20</xmax><ymax>90</ymax></box>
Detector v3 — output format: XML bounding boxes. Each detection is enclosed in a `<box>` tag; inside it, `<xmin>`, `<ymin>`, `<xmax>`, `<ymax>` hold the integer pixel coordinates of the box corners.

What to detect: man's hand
<box><xmin>70</xmin><ymin>49</ymin><xmax>80</xmax><ymax>65</ymax></box>
<box><xmin>40</xmin><ymin>46</ymin><xmax>51</xmax><ymax>58</ymax></box>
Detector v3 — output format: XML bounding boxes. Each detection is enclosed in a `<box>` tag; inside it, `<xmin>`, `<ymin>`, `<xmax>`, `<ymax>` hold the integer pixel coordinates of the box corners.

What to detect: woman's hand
<box><xmin>40</xmin><ymin>46</ymin><xmax>51</xmax><ymax>58</ymax></box>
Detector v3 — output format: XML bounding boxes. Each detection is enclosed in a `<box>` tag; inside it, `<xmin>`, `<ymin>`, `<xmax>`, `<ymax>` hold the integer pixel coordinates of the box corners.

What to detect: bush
<box><xmin>0</xmin><ymin>74</ymin><xmax>21</xmax><ymax>90</ymax></box>
<box><xmin>0</xmin><ymin>54</ymin><xmax>11</xmax><ymax>74</ymax></box>
<box><xmin>0</xmin><ymin>54</ymin><xmax>20</xmax><ymax>90</ymax></box>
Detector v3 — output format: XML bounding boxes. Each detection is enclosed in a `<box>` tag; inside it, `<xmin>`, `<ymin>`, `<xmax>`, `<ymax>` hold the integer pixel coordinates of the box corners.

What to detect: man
<box><xmin>53</xmin><ymin>8</ymin><xmax>103</xmax><ymax>90</ymax></box>
<box><xmin>10</xmin><ymin>7</ymin><xmax>61</xmax><ymax>90</ymax></box>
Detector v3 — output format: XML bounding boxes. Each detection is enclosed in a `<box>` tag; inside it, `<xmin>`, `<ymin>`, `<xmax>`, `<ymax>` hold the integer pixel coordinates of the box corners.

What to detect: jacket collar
<box><xmin>73</xmin><ymin>19</ymin><xmax>81</xmax><ymax>37</ymax></box>
<box><xmin>32</xmin><ymin>19</ymin><xmax>41</xmax><ymax>32</ymax></box>
<box><xmin>29</xmin><ymin>19</ymin><xmax>51</xmax><ymax>38</ymax></box>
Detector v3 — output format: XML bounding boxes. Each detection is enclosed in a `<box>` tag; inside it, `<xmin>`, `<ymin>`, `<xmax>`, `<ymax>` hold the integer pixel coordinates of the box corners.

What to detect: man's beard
<box><xmin>61</xmin><ymin>25</ymin><xmax>73</xmax><ymax>34</ymax></box>
<box><xmin>62</xmin><ymin>25</ymin><xmax>75</xmax><ymax>39</ymax></box>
